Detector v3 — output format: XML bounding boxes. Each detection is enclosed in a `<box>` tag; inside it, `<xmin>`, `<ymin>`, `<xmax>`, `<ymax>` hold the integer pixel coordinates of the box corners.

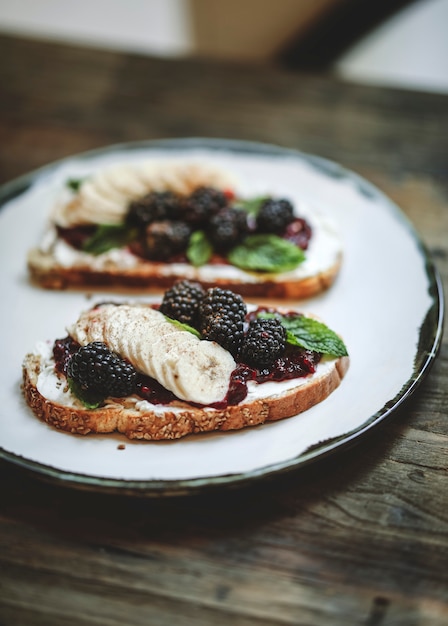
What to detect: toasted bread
<box><xmin>22</xmin><ymin>351</ymin><xmax>349</xmax><ymax>440</ymax></box>
<box><xmin>27</xmin><ymin>246</ymin><xmax>342</xmax><ymax>298</ymax></box>
<box><xmin>22</xmin><ymin>295</ymin><xmax>349</xmax><ymax>441</ymax></box>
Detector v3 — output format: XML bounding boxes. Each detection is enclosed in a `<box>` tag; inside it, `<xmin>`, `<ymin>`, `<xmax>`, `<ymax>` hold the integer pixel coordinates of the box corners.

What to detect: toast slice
<box><xmin>27</xmin><ymin>159</ymin><xmax>343</xmax><ymax>298</ymax></box>
<box><xmin>23</xmin><ymin>350</ymin><xmax>349</xmax><ymax>440</ymax></box>
<box><xmin>22</xmin><ymin>285</ymin><xmax>349</xmax><ymax>440</ymax></box>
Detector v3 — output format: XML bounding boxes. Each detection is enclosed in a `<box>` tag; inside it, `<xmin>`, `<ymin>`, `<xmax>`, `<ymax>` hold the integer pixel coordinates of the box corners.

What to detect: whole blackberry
<box><xmin>207</xmin><ymin>207</ymin><xmax>249</xmax><ymax>253</ymax></box>
<box><xmin>67</xmin><ymin>342</ymin><xmax>137</xmax><ymax>397</ymax></box>
<box><xmin>183</xmin><ymin>186</ymin><xmax>228</xmax><ymax>224</ymax></box>
<box><xmin>199</xmin><ymin>287</ymin><xmax>247</xmax><ymax>356</ymax></box>
<box><xmin>159</xmin><ymin>280</ymin><xmax>205</xmax><ymax>327</ymax></box>
<box><xmin>256</xmin><ymin>198</ymin><xmax>295</xmax><ymax>234</ymax></box>
<box><xmin>144</xmin><ymin>220</ymin><xmax>191</xmax><ymax>260</ymax></box>
<box><xmin>127</xmin><ymin>191</ymin><xmax>180</xmax><ymax>229</ymax></box>
<box><xmin>241</xmin><ymin>318</ymin><xmax>287</xmax><ymax>368</ymax></box>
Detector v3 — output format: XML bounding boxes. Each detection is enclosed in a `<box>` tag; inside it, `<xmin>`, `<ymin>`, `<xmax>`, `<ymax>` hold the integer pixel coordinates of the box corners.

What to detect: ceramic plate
<box><xmin>0</xmin><ymin>139</ymin><xmax>443</xmax><ymax>496</ymax></box>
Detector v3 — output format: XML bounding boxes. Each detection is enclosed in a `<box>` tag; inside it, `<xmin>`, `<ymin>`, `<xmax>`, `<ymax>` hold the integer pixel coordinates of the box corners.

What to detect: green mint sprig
<box><xmin>66</xmin><ymin>178</ymin><xmax>84</xmax><ymax>192</ymax></box>
<box><xmin>82</xmin><ymin>224</ymin><xmax>137</xmax><ymax>256</ymax></box>
<box><xmin>233</xmin><ymin>195</ymin><xmax>269</xmax><ymax>216</ymax></box>
<box><xmin>68</xmin><ymin>377</ymin><xmax>105</xmax><ymax>409</ymax></box>
<box><xmin>259</xmin><ymin>312</ymin><xmax>348</xmax><ymax>358</ymax></box>
<box><xmin>186</xmin><ymin>230</ymin><xmax>213</xmax><ymax>267</ymax></box>
<box><xmin>164</xmin><ymin>316</ymin><xmax>201</xmax><ymax>338</ymax></box>
<box><xmin>228</xmin><ymin>234</ymin><xmax>305</xmax><ymax>273</ymax></box>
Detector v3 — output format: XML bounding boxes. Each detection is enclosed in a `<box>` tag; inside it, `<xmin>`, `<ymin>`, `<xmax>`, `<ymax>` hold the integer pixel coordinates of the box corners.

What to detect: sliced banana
<box><xmin>53</xmin><ymin>160</ymin><xmax>237</xmax><ymax>227</ymax></box>
<box><xmin>68</xmin><ymin>304</ymin><xmax>236</xmax><ymax>405</ymax></box>
<box><xmin>95</xmin><ymin>167</ymin><xmax>149</xmax><ymax>200</ymax></box>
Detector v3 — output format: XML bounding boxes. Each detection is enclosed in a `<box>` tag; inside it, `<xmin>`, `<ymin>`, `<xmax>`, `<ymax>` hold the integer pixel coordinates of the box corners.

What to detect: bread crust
<box><xmin>22</xmin><ymin>352</ymin><xmax>349</xmax><ymax>441</ymax></box>
<box><xmin>27</xmin><ymin>247</ymin><xmax>342</xmax><ymax>299</ymax></box>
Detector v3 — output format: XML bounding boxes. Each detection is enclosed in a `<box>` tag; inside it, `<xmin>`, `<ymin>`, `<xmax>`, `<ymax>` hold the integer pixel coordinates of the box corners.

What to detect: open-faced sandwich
<box><xmin>27</xmin><ymin>159</ymin><xmax>343</xmax><ymax>298</ymax></box>
<box><xmin>22</xmin><ymin>281</ymin><xmax>349</xmax><ymax>440</ymax></box>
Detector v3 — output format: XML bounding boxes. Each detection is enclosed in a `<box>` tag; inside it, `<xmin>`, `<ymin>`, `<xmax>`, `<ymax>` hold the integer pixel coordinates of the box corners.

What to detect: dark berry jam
<box><xmin>53</xmin><ymin>336</ymin><xmax>80</xmax><ymax>375</ymax></box>
<box><xmin>207</xmin><ymin>345</ymin><xmax>320</xmax><ymax>409</ymax></box>
<box><xmin>57</xmin><ymin>225</ymin><xmax>96</xmax><ymax>250</ymax></box>
<box><xmin>246</xmin><ymin>306</ymin><xmax>303</xmax><ymax>323</ymax></box>
<box><xmin>209</xmin><ymin>364</ymin><xmax>255</xmax><ymax>409</ymax></box>
<box><xmin>135</xmin><ymin>374</ymin><xmax>178</xmax><ymax>405</ymax></box>
<box><xmin>284</xmin><ymin>217</ymin><xmax>312</xmax><ymax>250</ymax></box>
<box><xmin>255</xmin><ymin>345</ymin><xmax>320</xmax><ymax>383</ymax></box>
<box><xmin>228</xmin><ymin>364</ymin><xmax>255</xmax><ymax>403</ymax></box>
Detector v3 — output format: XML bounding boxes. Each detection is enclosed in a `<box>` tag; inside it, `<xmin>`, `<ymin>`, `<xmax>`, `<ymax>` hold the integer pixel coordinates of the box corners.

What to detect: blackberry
<box><xmin>183</xmin><ymin>186</ymin><xmax>228</xmax><ymax>224</ymax></box>
<box><xmin>199</xmin><ymin>287</ymin><xmax>247</xmax><ymax>356</ymax></box>
<box><xmin>127</xmin><ymin>191</ymin><xmax>180</xmax><ymax>229</ymax></box>
<box><xmin>241</xmin><ymin>318</ymin><xmax>287</xmax><ymax>368</ymax></box>
<box><xmin>256</xmin><ymin>198</ymin><xmax>295</xmax><ymax>234</ymax></box>
<box><xmin>207</xmin><ymin>207</ymin><xmax>249</xmax><ymax>252</ymax></box>
<box><xmin>67</xmin><ymin>342</ymin><xmax>137</xmax><ymax>397</ymax></box>
<box><xmin>159</xmin><ymin>279</ymin><xmax>205</xmax><ymax>327</ymax></box>
<box><xmin>144</xmin><ymin>220</ymin><xmax>191</xmax><ymax>260</ymax></box>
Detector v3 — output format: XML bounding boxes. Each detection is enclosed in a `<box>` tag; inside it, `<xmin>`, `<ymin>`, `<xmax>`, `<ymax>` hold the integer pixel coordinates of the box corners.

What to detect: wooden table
<box><xmin>0</xmin><ymin>34</ymin><xmax>447</xmax><ymax>625</ymax></box>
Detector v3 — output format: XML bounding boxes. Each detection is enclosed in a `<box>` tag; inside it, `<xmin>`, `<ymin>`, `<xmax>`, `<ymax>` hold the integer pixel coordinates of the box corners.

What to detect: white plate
<box><xmin>0</xmin><ymin>139</ymin><xmax>443</xmax><ymax>496</ymax></box>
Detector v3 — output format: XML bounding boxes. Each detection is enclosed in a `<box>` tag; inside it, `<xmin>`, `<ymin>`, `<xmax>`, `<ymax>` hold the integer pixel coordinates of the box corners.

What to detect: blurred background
<box><xmin>0</xmin><ymin>0</ymin><xmax>447</xmax><ymax>94</ymax></box>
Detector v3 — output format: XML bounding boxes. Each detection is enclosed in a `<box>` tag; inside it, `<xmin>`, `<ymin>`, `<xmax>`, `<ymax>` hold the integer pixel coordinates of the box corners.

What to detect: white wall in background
<box><xmin>0</xmin><ymin>0</ymin><xmax>447</xmax><ymax>93</ymax></box>
<box><xmin>0</xmin><ymin>0</ymin><xmax>192</xmax><ymax>56</ymax></box>
<box><xmin>335</xmin><ymin>0</ymin><xmax>448</xmax><ymax>94</ymax></box>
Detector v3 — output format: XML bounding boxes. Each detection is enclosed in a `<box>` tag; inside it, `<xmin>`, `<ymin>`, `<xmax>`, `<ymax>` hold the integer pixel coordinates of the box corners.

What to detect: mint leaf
<box><xmin>187</xmin><ymin>230</ymin><xmax>213</xmax><ymax>267</ymax></box>
<box><xmin>233</xmin><ymin>196</ymin><xmax>269</xmax><ymax>216</ymax></box>
<box><xmin>82</xmin><ymin>224</ymin><xmax>136</xmax><ymax>255</ymax></box>
<box><xmin>68</xmin><ymin>377</ymin><xmax>105</xmax><ymax>409</ymax></box>
<box><xmin>66</xmin><ymin>178</ymin><xmax>84</xmax><ymax>192</ymax></box>
<box><xmin>228</xmin><ymin>234</ymin><xmax>305</xmax><ymax>273</ymax></box>
<box><xmin>165</xmin><ymin>316</ymin><xmax>201</xmax><ymax>338</ymax></box>
<box><xmin>260</xmin><ymin>312</ymin><xmax>348</xmax><ymax>357</ymax></box>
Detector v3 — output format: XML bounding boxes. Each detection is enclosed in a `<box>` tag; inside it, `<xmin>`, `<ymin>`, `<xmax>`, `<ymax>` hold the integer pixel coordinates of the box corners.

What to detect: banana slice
<box><xmin>68</xmin><ymin>304</ymin><xmax>236</xmax><ymax>405</ymax></box>
<box><xmin>95</xmin><ymin>167</ymin><xmax>149</xmax><ymax>201</ymax></box>
<box><xmin>53</xmin><ymin>160</ymin><xmax>236</xmax><ymax>228</ymax></box>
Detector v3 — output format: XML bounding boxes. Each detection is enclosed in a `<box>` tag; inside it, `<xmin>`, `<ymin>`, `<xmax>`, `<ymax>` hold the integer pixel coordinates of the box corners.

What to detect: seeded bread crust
<box><xmin>27</xmin><ymin>248</ymin><xmax>342</xmax><ymax>299</ymax></box>
<box><xmin>22</xmin><ymin>352</ymin><xmax>349</xmax><ymax>441</ymax></box>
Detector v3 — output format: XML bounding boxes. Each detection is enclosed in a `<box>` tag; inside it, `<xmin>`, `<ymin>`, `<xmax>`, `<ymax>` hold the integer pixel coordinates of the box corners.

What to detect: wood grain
<box><xmin>0</xmin><ymin>34</ymin><xmax>447</xmax><ymax>626</ymax></box>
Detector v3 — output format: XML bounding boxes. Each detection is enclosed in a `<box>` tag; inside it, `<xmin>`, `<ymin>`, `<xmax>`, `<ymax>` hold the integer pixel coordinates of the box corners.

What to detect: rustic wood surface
<box><xmin>0</xmin><ymin>34</ymin><xmax>447</xmax><ymax>625</ymax></box>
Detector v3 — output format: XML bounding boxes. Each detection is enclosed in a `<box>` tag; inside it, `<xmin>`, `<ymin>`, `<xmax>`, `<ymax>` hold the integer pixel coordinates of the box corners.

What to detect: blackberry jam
<box><xmin>135</xmin><ymin>374</ymin><xmax>178</xmax><ymax>405</ymax></box>
<box><xmin>53</xmin><ymin>336</ymin><xmax>80</xmax><ymax>375</ymax></box>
